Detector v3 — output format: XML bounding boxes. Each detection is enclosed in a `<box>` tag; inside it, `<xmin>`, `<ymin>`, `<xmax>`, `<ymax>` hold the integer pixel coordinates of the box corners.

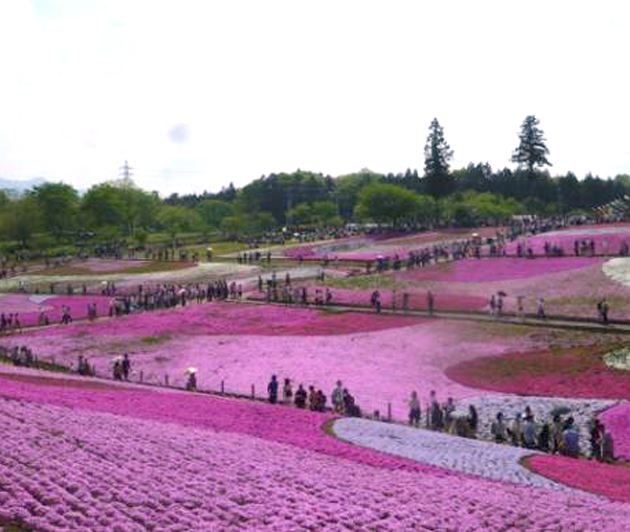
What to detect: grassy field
<box><xmin>23</xmin><ymin>260</ymin><xmax>194</xmax><ymax>277</ymax></box>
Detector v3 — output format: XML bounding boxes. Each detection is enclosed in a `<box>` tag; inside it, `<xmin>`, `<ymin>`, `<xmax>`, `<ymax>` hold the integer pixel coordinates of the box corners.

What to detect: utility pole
<box><xmin>119</xmin><ymin>160</ymin><xmax>133</xmax><ymax>185</ymax></box>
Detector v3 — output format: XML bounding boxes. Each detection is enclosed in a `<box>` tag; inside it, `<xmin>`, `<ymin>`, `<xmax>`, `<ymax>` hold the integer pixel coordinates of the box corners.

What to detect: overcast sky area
<box><xmin>0</xmin><ymin>0</ymin><xmax>629</xmax><ymax>196</ymax></box>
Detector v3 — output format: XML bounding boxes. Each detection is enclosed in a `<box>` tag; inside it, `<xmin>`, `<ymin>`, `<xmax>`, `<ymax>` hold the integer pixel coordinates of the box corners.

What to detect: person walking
<box><xmin>282</xmin><ymin>378</ymin><xmax>293</xmax><ymax>405</ymax></box>
<box><xmin>332</xmin><ymin>380</ymin><xmax>345</xmax><ymax>413</ymax></box>
<box><xmin>267</xmin><ymin>375</ymin><xmax>279</xmax><ymax>404</ymax></box>
<box><xmin>294</xmin><ymin>384</ymin><xmax>307</xmax><ymax>408</ymax></box>
<box><xmin>403</xmin><ymin>292</ymin><xmax>410</xmax><ymax>314</ymax></box>
<box><xmin>121</xmin><ymin>353</ymin><xmax>131</xmax><ymax>381</ymax></box>
<box><xmin>597</xmin><ymin>299</ymin><xmax>609</xmax><ymax>325</ymax></box>
<box><xmin>408</xmin><ymin>391</ymin><xmax>421</xmax><ymax>427</ymax></box>
<box><xmin>491</xmin><ymin>412</ymin><xmax>507</xmax><ymax>443</ymax></box>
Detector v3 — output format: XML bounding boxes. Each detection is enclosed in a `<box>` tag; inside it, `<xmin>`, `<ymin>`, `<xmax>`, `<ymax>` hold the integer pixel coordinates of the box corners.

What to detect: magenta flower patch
<box><xmin>526</xmin><ymin>454</ymin><xmax>630</xmax><ymax>503</ymax></box>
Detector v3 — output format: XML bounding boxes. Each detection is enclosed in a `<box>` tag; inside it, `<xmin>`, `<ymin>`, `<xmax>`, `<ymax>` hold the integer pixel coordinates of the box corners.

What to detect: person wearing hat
<box><xmin>186</xmin><ymin>369</ymin><xmax>197</xmax><ymax>392</ymax></box>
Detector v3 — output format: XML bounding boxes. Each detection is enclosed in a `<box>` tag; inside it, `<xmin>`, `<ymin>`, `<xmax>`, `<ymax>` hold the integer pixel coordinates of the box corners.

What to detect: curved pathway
<box><xmin>334</xmin><ymin>418</ymin><xmax>572</xmax><ymax>491</ymax></box>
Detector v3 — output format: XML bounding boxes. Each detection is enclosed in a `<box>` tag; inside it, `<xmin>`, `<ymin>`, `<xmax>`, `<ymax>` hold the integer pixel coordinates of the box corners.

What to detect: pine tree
<box><xmin>423</xmin><ymin>118</ymin><xmax>454</xmax><ymax>198</ymax></box>
<box><xmin>511</xmin><ymin>115</ymin><xmax>551</xmax><ymax>176</ymax></box>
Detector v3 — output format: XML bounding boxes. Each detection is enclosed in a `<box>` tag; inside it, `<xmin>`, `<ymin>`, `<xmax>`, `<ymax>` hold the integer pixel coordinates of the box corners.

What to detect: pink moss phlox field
<box><xmin>0</xmin><ymin>375</ymin><xmax>444</xmax><ymax>474</ymax></box>
<box><xmin>383</xmin><ymin>257</ymin><xmax>630</xmax><ymax>320</ymax></box>
<box><xmin>4</xmin><ymin>400</ymin><xmax>630</xmax><ymax>532</ymax></box>
<box><xmin>393</xmin><ymin>257</ymin><xmax>602</xmax><ymax>283</ymax></box>
<box><xmin>0</xmin><ymin>293</ymin><xmax>47</xmax><ymax>314</ymax></box>
<box><xmin>20</xmin><ymin>301</ymin><xmax>424</xmax><ymax>338</ymax></box>
<box><xmin>9</xmin><ymin>320</ymin><xmax>535</xmax><ymax>419</ymax></box>
<box><xmin>506</xmin><ymin>224</ymin><xmax>630</xmax><ymax>255</ymax></box>
<box><xmin>0</xmin><ymin>294</ymin><xmax>112</xmax><ymax>328</ymax></box>
<box><xmin>446</xmin><ymin>355</ymin><xmax>630</xmax><ymax>403</ymax></box>
<box><xmin>600</xmin><ymin>402</ymin><xmax>630</xmax><ymax>460</ymax></box>
<box><xmin>526</xmin><ymin>454</ymin><xmax>630</xmax><ymax>504</ymax></box>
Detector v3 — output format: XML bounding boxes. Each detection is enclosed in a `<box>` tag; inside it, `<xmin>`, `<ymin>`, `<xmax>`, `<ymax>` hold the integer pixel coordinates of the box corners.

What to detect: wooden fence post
<box><xmin>387</xmin><ymin>402</ymin><xmax>392</xmax><ymax>422</ymax></box>
<box><xmin>251</xmin><ymin>384</ymin><xmax>255</xmax><ymax>399</ymax></box>
<box><xmin>221</xmin><ymin>380</ymin><xmax>225</xmax><ymax>394</ymax></box>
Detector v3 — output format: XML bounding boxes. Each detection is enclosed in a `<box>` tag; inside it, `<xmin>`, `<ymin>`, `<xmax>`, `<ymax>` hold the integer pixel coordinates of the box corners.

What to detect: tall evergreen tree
<box><xmin>423</xmin><ymin>118</ymin><xmax>454</xmax><ymax>198</ymax></box>
<box><xmin>512</xmin><ymin>115</ymin><xmax>552</xmax><ymax>175</ymax></box>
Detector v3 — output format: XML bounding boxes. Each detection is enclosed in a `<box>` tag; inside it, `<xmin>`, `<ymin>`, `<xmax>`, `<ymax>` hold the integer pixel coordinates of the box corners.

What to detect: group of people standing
<box><xmin>490</xmin><ymin>408</ymin><xmax>615</xmax><ymax>461</ymax></box>
<box><xmin>0</xmin><ymin>344</ymin><xmax>34</xmax><ymax>367</ymax></box>
<box><xmin>112</xmin><ymin>353</ymin><xmax>132</xmax><ymax>381</ymax></box>
<box><xmin>0</xmin><ymin>313</ymin><xmax>21</xmax><ymax>333</ymax></box>
<box><xmin>408</xmin><ymin>391</ymin><xmax>478</xmax><ymax>438</ymax></box>
<box><xmin>267</xmin><ymin>377</ymin><xmax>361</xmax><ymax>416</ymax></box>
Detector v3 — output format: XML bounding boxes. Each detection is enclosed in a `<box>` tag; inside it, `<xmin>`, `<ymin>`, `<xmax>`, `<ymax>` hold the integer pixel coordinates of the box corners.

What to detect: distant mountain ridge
<box><xmin>0</xmin><ymin>177</ymin><xmax>47</xmax><ymax>193</ymax></box>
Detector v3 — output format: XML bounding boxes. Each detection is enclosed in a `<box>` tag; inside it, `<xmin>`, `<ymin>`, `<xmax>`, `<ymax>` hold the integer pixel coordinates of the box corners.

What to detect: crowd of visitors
<box><xmin>266</xmin><ymin>376</ymin><xmax>362</xmax><ymax>416</ymax></box>
<box><xmin>405</xmin><ymin>391</ymin><xmax>616</xmax><ymax>461</ymax></box>
<box><xmin>0</xmin><ymin>344</ymin><xmax>34</xmax><ymax>367</ymax></box>
<box><xmin>488</xmin><ymin>407</ymin><xmax>615</xmax><ymax>461</ymax></box>
<box><xmin>237</xmin><ymin>250</ymin><xmax>272</xmax><ymax>264</ymax></box>
<box><xmin>103</xmin><ymin>280</ymin><xmax>242</xmax><ymax>317</ymax></box>
<box><xmin>0</xmin><ymin>313</ymin><xmax>21</xmax><ymax>333</ymax></box>
<box><xmin>111</xmin><ymin>354</ymin><xmax>132</xmax><ymax>381</ymax></box>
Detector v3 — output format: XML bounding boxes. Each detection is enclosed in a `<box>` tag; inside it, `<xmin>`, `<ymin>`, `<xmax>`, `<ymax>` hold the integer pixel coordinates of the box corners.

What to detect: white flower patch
<box><xmin>455</xmin><ymin>395</ymin><xmax>619</xmax><ymax>455</ymax></box>
<box><xmin>333</xmin><ymin>418</ymin><xmax>568</xmax><ymax>491</ymax></box>
<box><xmin>603</xmin><ymin>347</ymin><xmax>630</xmax><ymax>371</ymax></box>
<box><xmin>602</xmin><ymin>257</ymin><xmax>630</xmax><ymax>287</ymax></box>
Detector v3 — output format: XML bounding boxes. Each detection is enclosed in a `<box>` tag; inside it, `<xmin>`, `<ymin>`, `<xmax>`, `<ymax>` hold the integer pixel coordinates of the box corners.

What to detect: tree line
<box><xmin>1</xmin><ymin>115</ymin><xmax>628</xmax><ymax>250</ymax></box>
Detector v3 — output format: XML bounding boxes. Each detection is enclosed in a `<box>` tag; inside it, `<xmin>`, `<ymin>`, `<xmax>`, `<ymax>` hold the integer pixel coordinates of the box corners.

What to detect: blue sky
<box><xmin>0</xmin><ymin>0</ymin><xmax>629</xmax><ymax>195</ymax></box>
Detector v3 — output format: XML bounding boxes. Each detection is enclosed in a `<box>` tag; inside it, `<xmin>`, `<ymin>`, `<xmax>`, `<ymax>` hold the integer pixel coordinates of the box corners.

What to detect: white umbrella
<box><xmin>186</xmin><ymin>367</ymin><xmax>197</xmax><ymax>374</ymax></box>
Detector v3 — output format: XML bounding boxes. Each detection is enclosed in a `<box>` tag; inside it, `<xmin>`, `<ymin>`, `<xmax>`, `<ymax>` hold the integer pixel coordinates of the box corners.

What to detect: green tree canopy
<box><xmin>157</xmin><ymin>205</ymin><xmax>201</xmax><ymax>240</ymax></box>
<box><xmin>355</xmin><ymin>183</ymin><xmax>421</xmax><ymax>226</ymax></box>
<box><xmin>195</xmin><ymin>199</ymin><xmax>235</xmax><ymax>228</ymax></box>
<box><xmin>116</xmin><ymin>182</ymin><xmax>160</xmax><ymax>235</ymax></box>
<box><xmin>0</xmin><ymin>196</ymin><xmax>41</xmax><ymax>246</ymax></box>
<box><xmin>334</xmin><ymin>170</ymin><xmax>381</xmax><ymax>220</ymax></box>
<box><xmin>30</xmin><ymin>182</ymin><xmax>79</xmax><ymax>240</ymax></box>
<box><xmin>81</xmin><ymin>183</ymin><xmax>125</xmax><ymax>229</ymax></box>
